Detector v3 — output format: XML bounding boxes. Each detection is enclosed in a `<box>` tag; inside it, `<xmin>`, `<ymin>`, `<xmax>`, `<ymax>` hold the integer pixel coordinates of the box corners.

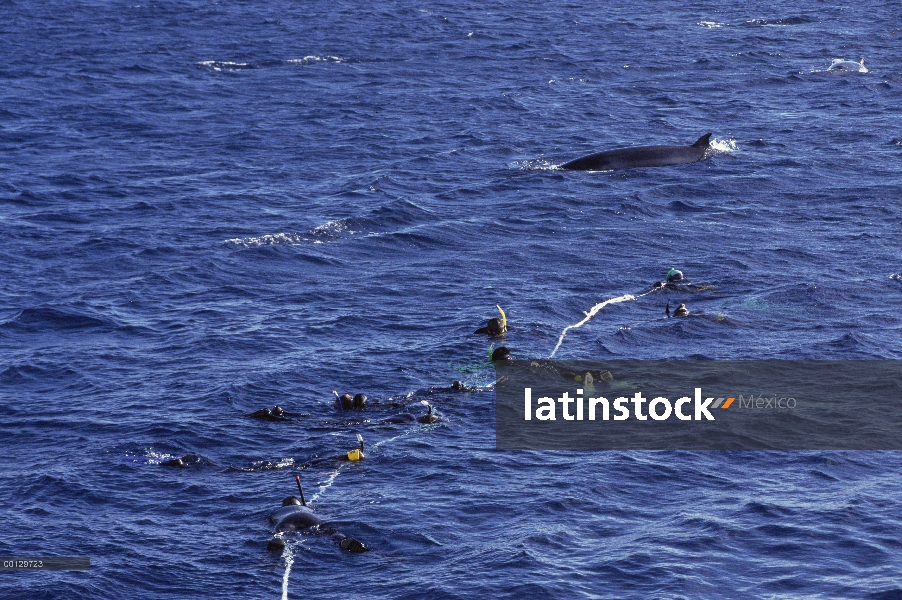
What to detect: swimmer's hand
<box><xmin>339</xmin><ymin>537</ymin><xmax>369</xmax><ymax>553</ymax></box>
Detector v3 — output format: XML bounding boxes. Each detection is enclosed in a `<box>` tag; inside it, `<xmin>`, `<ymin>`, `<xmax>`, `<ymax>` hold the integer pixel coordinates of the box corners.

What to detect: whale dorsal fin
<box><xmin>692</xmin><ymin>133</ymin><xmax>712</xmax><ymax>147</ymax></box>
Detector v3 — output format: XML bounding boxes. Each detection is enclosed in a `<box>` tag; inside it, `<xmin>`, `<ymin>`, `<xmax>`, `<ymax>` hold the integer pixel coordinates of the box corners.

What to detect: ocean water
<box><xmin>2</xmin><ymin>0</ymin><xmax>902</xmax><ymax>598</ymax></box>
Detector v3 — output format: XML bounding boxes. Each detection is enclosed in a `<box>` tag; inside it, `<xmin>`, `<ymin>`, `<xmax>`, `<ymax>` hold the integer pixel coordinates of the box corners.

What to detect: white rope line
<box><xmin>548</xmin><ymin>287</ymin><xmax>660</xmax><ymax>358</ymax></box>
<box><xmin>281</xmin><ymin>543</ymin><xmax>295</xmax><ymax>600</ymax></box>
<box><xmin>549</xmin><ymin>294</ymin><xmax>635</xmax><ymax>358</ymax></box>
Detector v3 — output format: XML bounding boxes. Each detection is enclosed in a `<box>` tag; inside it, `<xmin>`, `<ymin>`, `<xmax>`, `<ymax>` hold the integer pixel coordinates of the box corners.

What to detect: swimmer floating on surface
<box><xmin>250</xmin><ymin>405</ymin><xmax>285</xmax><ymax>420</ymax></box>
<box><xmin>333</xmin><ymin>392</ymin><xmax>368</xmax><ymax>410</ymax></box>
<box><xmin>475</xmin><ymin>305</ymin><xmax>508</xmax><ymax>337</ymax></box>
<box><xmin>307</xmin><ymin>434</ymin><xmax>367</xmax><ymax>466</ymax></box>
<box><xmin>491</xmin><ymin>347</ymin><xmax>512</xmax><ymax>361</ymax></box>
<box><xmin>266</xmin><ymin>476</ymin><xmax>369</xmax><ymax>553</ymax></box>
<box><xmin>159</xmin><ymin>453</ymin><xmax>208</xmax><ymax>468</ymax></box>
<box><xmin>377</xmin><ymin>401</ymin><xmax>443</xmax><ymax>425</ymax></box>
<box><xmin>665</xmin><ymin>301</ymin><xmax>690</xmax><ymax>317</ymax></box>
<box><xmin>651</xmin><ymin>268</ymin><xmax>716</xmax><ymax>293</ymax></box>
<box><xmin>248</xmin><ymin>405</ymin><xmax>302</xmax><ymax>421</ymax></box>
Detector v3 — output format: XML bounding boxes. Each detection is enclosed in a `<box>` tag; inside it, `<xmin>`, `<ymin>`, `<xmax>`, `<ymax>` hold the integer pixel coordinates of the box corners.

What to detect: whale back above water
<box><xmin>560</xmin><ymin>133</ymin><xmax>712</xmax><ymax>171</ymax></box>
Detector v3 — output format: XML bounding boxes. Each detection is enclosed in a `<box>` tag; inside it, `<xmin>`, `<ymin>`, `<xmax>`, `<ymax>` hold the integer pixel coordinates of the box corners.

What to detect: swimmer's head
<box><xmin>491</xmin><ymin>347</ymin><xmax>512</xmax><ymax>361</ymax></box>
<box><xmin>268</xmin><ymin>536</ymin><xmax>286</xmax><ymax>552</ymax></box>
<box><xmin>418</xmin><ymin>402</ymin><xmax>439</xmax><ymax>423</ymax></box>
<box><xmin>335</xmin><ymin>393</ymin><xmax>354</xmax><ymax>411</ymax></box>
<box><xmin>486</xmin><ymin>318</ymin><xmax>505</xmax><ymax>336</ymax></box>
<box><xmin>353</xmin><ymin>394</ymin><xmax>368</xmax><ymax>409</ymax></box>
<box><xmin>667</xmin><ymin>268</ymin><xmax>684</xmax><ymax>282</ymax></box>
<box><xmin>451</xmin><ymin>380</ymin><xmax>464</xmax><ymax>390</ymax></box>
<box><xmin>282</xmin><ymin>495</ymin><xmax>302</xmax><ymax>507</ymax></box>
<box><xmin>272</xmin><ymin>406</ymin><xmax>284</xmax><ymax>417</ymax></box>
<box><xmin>339</xmin><ymin>537</ymin><xmax>368</xmax><ymax>553</ymax></box>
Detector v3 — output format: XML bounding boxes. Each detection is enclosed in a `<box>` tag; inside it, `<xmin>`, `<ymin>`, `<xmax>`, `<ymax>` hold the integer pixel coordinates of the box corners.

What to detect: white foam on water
<box><xmin>224</xmin><ymin>232</ymin><xmax>307</xmax><ymax>246</ymax></box>
<box><xmin>710</xmin><ymin>136</ymin><xmax>738</xmax><ymax>154</ymax></box>
<box><xmin>198</xmin><ymin>60</ymin><xmax>252</xmax><ymax>72</ymax></box>
<box><xmin>309</xmin><ymin>219</ymin><xmax>350</xmax><ymax>236</ymax></box>
<box><xmin>286</xmin><ymin>55</ymin><xmax>346</xmax><ymax>65</ymax></box>
<box><xmin>225</xmin><ymin>220</ymin><xmax>353</xmax><ymax>247</ymax></box>
<box><xmin>513</xmin><ymin>159</ymin><xmax>558</xmax><ymax>171</ymax></box>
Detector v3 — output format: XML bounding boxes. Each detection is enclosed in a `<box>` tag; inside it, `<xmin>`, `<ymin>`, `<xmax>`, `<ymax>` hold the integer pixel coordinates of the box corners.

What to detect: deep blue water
<box><xmin>2</xmin><ymin>1</ymin><xmax>902</xmax><ymax>598</ymax></box>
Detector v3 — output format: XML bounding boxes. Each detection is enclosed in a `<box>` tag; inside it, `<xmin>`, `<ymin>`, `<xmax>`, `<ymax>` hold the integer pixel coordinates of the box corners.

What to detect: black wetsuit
<box><xmin>268</xmin><ymin>500</ymin><xmax>368</xmax><ymax>553</ymax></box>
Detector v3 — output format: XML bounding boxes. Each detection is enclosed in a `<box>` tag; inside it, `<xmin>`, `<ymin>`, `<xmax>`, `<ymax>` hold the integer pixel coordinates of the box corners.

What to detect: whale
<box><xmin>560</xmin><ymin>133</ymin><xmax>712</xmax><ymax>171</ymax></box>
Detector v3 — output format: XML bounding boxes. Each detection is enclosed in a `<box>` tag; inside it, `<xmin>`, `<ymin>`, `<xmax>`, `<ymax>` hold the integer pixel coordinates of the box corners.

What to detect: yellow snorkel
<box><xmin>496</xmin><ymin>304</ymin><xmax>507</xmax><ymax>332</ymax></box>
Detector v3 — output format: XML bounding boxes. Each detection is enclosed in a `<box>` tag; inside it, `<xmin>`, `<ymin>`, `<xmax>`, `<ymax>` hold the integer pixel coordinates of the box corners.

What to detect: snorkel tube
<box><xmin>295</xmin><ymin>475</ymin><xmax>307</xmax><ymax>506</ymax></box>
<box><xmin>496</xmin><ymin>304</ymin><xmax>507</xmax><ymax>332</ymax></box>
<box><xmin>346</xmin><ymin>434</ymin><xmax>365</xmax><ymax>461</ymax></box>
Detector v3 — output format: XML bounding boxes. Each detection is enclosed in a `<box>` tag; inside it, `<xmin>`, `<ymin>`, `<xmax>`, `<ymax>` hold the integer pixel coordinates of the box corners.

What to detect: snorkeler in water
<box><xmin>450</xmin><ymin>380</ymin><xmax>479</xmax><ymax>392</ymax></box>
<box><xmin>160</xmin><ymin>453</ymin><xmax>205</xmax><ymax>467</ymax></box>
<box><xmin>475</xmin><ymin>305</ymin><xmax>508</xmax><ymax>336</ymax></box>
<box><xmin>249</xmin><ymin>405</ymin><xmax>288</xmax><ymax>421</ymax></box>
<box><xmin>491</xmin><ymin>347</ymin><xmax>512</xmax><ymax>361</ymax></box>
<box><xmin>652</xmin><ymin>268</ymin><xmax>686</xmax><ymax>290</ymax></box>
<box><xmin>522</xmin><ymin>360</ymin><xmax>613</xmax><ymax>385</ymax></box>
<box><xmin>333</xmin><ymin>392</ymin><xmax>368</xmax><ymax>410</ymax></box>
<box><xmin>651</xmin><ymin>268</ymin><xmax>716</xmax><ymax>293</ymax></box>
<box><xmin>376</xmin><ymin>401</ymin><xmax>443</xmax><ymax>425</ymax></box>
<box><xmin>266</xmin><ymin>477</ymin><xmax>368</xmax><ymax>553</ymax></box>
<box><xmin>307</xmin><ymin>434</ymin><xmax>367</xmax><ymax>466</ymax></box>
<box><xmin>417</xmin><ymin>401</ymin><xmax>440</xmax><ymax>423</ymax></box>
